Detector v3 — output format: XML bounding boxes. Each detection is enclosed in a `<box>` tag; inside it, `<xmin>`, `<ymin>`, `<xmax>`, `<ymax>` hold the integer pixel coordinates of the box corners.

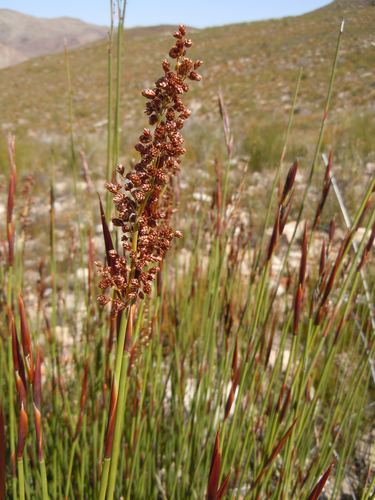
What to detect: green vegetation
<box><xmin>0</xmin><ymin>0</ymin><xmax>374</xmax><ymax>184</ymax></box>
<box><xmin>1</xmin><ymin>2</ymin><xmax>375</xmax><ymax>499</ymax></box>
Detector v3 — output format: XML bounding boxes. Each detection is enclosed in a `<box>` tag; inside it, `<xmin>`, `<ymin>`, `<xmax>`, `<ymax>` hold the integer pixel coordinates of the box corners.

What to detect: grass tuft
<box><xmin>1</xmin><ymin>13</ymin><xmax>375</xmax><ymax>500</ymax></box>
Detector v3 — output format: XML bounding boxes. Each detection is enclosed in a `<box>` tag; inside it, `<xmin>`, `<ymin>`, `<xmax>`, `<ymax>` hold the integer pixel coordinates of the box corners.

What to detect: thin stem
<box><xmin>17</xmin><ymin>459</ymin><xmax>25</xmax><ymax>500</ymax></box>
<box><xmin>64</xmin><ymin>440</ymin><xmax>77</xmax><ymax>500</ymax></box>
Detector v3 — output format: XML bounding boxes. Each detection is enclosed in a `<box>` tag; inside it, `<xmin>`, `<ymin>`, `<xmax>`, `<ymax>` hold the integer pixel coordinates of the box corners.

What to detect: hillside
<box><xmin>0</xmin><ymin>0</ymin><xmax>374</xmax><ymax>182</ymax></box>
<box><xmin>0</xmin><ymin>9</ymin><xmax>109</xmax><ymax>69</ymax></box>
<box><xmin>323</xmin><ymin>0</ymin><xmax>373</xmax><ymax>8</ymax></box>
<box><xmin>0</xmin><ymin>10</ymin><xmax>196</xmax><ymax>70</ymax></box>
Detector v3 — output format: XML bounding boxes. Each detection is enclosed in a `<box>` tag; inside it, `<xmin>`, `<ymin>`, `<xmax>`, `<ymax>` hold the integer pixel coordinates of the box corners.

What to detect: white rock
<box><xmin>282</xmin><ymin>220</ymin><xmax>305</xmax><ymax>244</ymax></box>
<box><xmin>353</xmin><ymin>227</ymin><xmax>367</xmax><ymax>246</ymax></box>
<box><xmin>76</xmin><ymin>267</ymin><xmax>88</xmax><ymax>281</ymax></box>
<box><xmin>192</xmin><ymin>192</ymin><xmax>212</xmax><ymax>203</ymax></box>
<box><xmin>55</xmin><ymin>326</ymin><xmax>72</xmax><ymax>346</ymax></box>
<box><xmin>268</xmin><ymin>349</ymin><xmax>291</xmax><ymax>372</ymax></box>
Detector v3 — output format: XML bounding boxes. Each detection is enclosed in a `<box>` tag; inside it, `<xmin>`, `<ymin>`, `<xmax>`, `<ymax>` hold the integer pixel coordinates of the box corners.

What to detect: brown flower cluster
<box><xmin>97</xmin><ymin>25</ymin><xmax>202</xmax><ymax>316</ymax></box>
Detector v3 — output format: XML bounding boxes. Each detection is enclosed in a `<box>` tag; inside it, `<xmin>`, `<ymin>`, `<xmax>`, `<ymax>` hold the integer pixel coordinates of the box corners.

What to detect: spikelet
<box><xmin>97</xmin><ymin>25</ymin><xmax>202</xmax><ymax>316</ymax></box>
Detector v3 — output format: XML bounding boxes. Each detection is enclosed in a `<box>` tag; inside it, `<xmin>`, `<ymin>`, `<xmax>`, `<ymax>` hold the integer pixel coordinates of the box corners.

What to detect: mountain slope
<box><xmin>0</xmin><ymin>1</ymin><xmax>374</xmax><ymax>177</ymax></box>
<box><xmin>0</xmin><ymin>9</ymin><xmax>108</xmax><ymax>69</ymax></box>
<box><xmin>323</xmin><ymin>0</ymin><xmax>374</xmax><ymax>9</ymax></box>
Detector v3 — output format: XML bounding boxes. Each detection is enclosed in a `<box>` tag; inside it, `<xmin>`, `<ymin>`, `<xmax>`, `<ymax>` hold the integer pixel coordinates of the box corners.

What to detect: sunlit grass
<box><xmin>1</xmin><ymin>9</ymin><xmax>375</xmax><ymax>500</ymax></box>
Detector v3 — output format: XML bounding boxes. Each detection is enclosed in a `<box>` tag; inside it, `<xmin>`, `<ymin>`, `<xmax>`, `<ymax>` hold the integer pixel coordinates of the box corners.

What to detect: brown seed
<box><xmin>188</xmin><ymin>71</ymin><xmax>202</xmax><ymax>81</ymax></box>
<box><xmin>149</xmin><ymin>114</ymin><xmax>158</xmax><ymax>126</ymax></box>
<box><xmin>141</xmin><ymin>89</ymin><xmax>156</xmax><ymax>99</ymax></box>
<box><xmin>179</xmin><ymin>24</ymin><xmax>186</xmax><ymax>36</ymax></box>
<box><xmin>162</xmin><ymin>60</ymin><xmax>170</xmax><ymax>72</ymax></box>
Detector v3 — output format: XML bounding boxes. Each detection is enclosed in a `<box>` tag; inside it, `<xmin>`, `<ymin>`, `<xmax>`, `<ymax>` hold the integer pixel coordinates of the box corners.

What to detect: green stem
<box><xmin>106</xmin><ymin>354</ymin><xmax>130</xmax><ymax>499</ymax></box>
<box><xmin>17</xmin><ymin>459</ymin><xmax>25</xmax><ymax>500</ymax></box>
<box><xmin>40</xmin><ymin>460</ymin><xmax>49</xmax><ymax>500</ymax></box>
<box><xmin>221</xmin><ymin>261</ymin><xmax>270</xmax><ymax>477</ymax></box>
<box><xmin>98</xmin><ymin>458</ymin><xmax>111</xmax><ymax>500</ymax></box>
<box><xmin>106</xmin><ymin>0</ymin><xmax>114</xmax><ymax>221</ymax></box>
<box><xmin>7</xmin><ymin>264</ymin><xmax>17</xmax><ymax>500</ymax></box>
<box><xmin>64</xmin><ymin>440</ymin><xmax>77</xmax><ymax>500</ymax></box>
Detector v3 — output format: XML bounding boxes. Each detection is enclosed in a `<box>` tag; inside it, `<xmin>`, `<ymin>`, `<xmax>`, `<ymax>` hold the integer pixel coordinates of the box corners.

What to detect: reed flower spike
<box><xmin>97</xmin><ymin>24</ymin><xmax>202</xmax><ymax>316</ymax></box>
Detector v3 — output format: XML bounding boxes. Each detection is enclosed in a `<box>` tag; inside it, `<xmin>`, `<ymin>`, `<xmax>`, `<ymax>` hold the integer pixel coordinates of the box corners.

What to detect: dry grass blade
<box><xmin>225</xmin><ymin>360</ymin><xmax>242</xmax><ymax>421</ymax></box>
<box><xmin>265</xmin><ymin>312</ymin><xmax>278</xmax><ymax>369</ymax></box>
<box><xmin>358</xmin><ymin>219</ymin><xmax>375</xmax><ymax>270</ymax></box>
<box><xmin>267</xmin><ymin>212</ymin><xmax>280</xmax><ymax>262</ymax></box>
<box><xmin>355</xmin><ymin>196</ymin><xmax>373</xmax><ymax>231</ymax></box>
<box><xmin>6</xmin><ymin>147</ymin><xmax>16</xmax><ymax>266</ymax></box>
<box><xmin>306</xmin><ymin>458</ymin><xmax>336</xmax><ymax>500</ymax></box>
<box><xmin>280</xmin><ymin>160</ymin><xmax>298</xmax><ymax>207</ymax></box>
<box><xmin>17</xmin><ymin>394</ymin><xmax>28</xmax><ymax>460</ymax></box>
<box><xmin>80</xmin><ymin>147</ymin><xmax>92</xmax><ymax>196</ymax></box>
<box><xmin>333</xmin><ymin>316</ymin><xmax>346</xmax><ymax>346</ymax></box>
<box><xmin>218</xmin><ymin>89</ymin><xmax>233</xmax><ymax>158</ymax></box>
<box><xmin>312</xmin><ymin>145</ymin><xmax>332</xmax><ymax>231</ymax></box>
<box><xmin>319</xmin><ymin>230</ymin><xmax>352</xmax><ymax>313</ymax></box>
<box><xmin>207</xmin><ymin>428</ymin><xmax>221</xmax><ymax>500</ymax></box>
<box><xmin>7</xmin><ymin>167</ymin><xmax>15</xmax><ymax>227</ymax></box>
<box><xmin>279</xmin><ymin>191</ymin><xmax>295</xmax><ymax>237</ymax></box>
<box><xmin>214</xmin><ymin>159</ymin><xmax>222</xmax><ymax>236</ymax></box>
<box><xmin>251</xmin><ymin>418</ymin><xmax>298</xmax><ymax>490</ymax></box>
<box><xmin>124</xmin><ymin>303</ymin><xmax>136</xmax><ymax>353</ymax></box>
<box><xmin>207</xmin><ymin>427</ymin><xmax>232</xmax><ymax>500</ymax></box>
<box><xmin>232</xmin><ymin>336</ymin><xmax>238</xmax><ymax>380</ymax></box>
<box><xmin>276</xmin><ymin>383</ymin><xmax>286</xmax><ymax>414</ymax></box>
<box><xmin>264</xmin><ymin>418</ymin><xmax>298</xmax><ymax>467</ymax></box>
<box><xmin>18</xmin><ymin>292</ymin><xmax>34</xmax><ymax>384</ymax></box>
<box><xmin>279</xmin><ymin>387</ymin><xmax>292</xmax><ymax>424</ymax></box>
<box><xmin>11</xmin><ymin>313</ymin><xmax>27</xmax><ymax>395</ymax></box>
<box><xmin>319</xmin><ymin>239</ymin><xmax>326</xmax><ymax>277</ymax></box>
<box><xmin>216</xmin><ymin>469</ymin><xmax>231</xmax><ymax>500</ymax></box>
<box><xmin>7</xmin><ymin>133</ymin><xmax>16</xmax><ymax>221</ymax></box>
<box><xmin>97</xmin><ymin>193</ymin><xmax>116</xmax><ymax>275</ymax></box>
<box><xmin>7</xmin><ymin>220</ymin><xmax>15</xmax><ymax>267</ymax></box>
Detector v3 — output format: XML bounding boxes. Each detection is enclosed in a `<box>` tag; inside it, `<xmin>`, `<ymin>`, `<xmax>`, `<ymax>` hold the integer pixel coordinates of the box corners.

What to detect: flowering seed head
<box><xmin>98</xmin><ymin>26</ymin><xmax>200</xmax><ymax>311</ymax></box>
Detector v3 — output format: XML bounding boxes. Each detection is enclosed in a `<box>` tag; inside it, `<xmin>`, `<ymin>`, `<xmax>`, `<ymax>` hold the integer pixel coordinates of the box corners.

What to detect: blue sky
<box><xmin>1</xmin><ymin>0</ymin><xmax>333</xmax><ymax>28</ymax></box>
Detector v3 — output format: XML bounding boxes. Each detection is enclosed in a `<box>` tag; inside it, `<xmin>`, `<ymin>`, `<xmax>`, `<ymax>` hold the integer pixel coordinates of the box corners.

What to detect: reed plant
<box><xmin>1</xmin><ymin>14</ymin><xmax>375</xmax><ymax>500</ymax></box>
